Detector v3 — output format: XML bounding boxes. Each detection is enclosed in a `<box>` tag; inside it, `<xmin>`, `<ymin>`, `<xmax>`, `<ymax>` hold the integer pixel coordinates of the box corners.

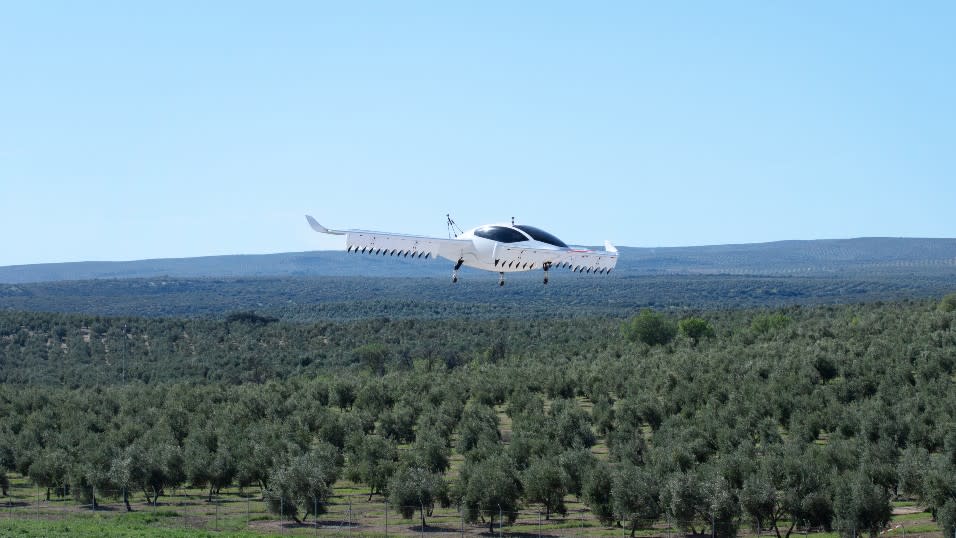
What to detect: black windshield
<box><xmin>474</xmin><ymin>225</ymin><xmax>529</xmax><ymax>243</ymax></box>
<box><xmin>514</xmin><ymin>225</ymin><xmax>568</xmax><ymax>247</ymax></box>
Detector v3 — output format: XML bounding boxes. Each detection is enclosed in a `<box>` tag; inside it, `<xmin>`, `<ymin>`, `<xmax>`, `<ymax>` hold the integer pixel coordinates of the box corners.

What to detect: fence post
<box><xmin>216</xmin><ymin>497</ymin><xmax>220</xmax><ymax>531</ymax></box>
<box><xmin>36</xmin><ymin>483</ymin><xmax>39</xmax><ymax>521</ymax></box>
<box><xmin>348</xmin><ymin>496</ymin><xmax>352</xmax><ymax>537</ymax></box>
<box><xmin>385</xmin><ymin>497</ymin><xmax>388</xmax><ymax>538</ymax></box>
<box><xmin>499</xmin><ymin>504</ymin><xmax>503</xmax><ymax>538</ymax></box>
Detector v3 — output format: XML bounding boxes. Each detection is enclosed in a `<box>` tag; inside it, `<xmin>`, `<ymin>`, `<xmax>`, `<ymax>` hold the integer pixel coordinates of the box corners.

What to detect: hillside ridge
<box><xmin>2</xmin><ymin>236</ymin><xmax>956</xmax><ymax>284</ymax></box>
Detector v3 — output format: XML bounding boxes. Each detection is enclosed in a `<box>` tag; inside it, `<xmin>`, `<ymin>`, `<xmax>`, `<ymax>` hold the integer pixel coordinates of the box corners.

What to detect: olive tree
<box><xmin>345</xmin><ymin>434</ymin><xmax>397</xmax><ymax>500</ymax></box>
<box><xmin>623</xmin><ymin>309</ymin><xmax>677</xmax><ymax>346</ymax></box>
<box><xmin>264</xmin><ymin>444</ymin><xmax>341</xmax><ymax>523</ymax></box>
<box><xmin>678</xmin><ymin>317</ymin><xmax>716</xmax><ymax>344</ymax></box>
<box><xmin>938</xmin><ymin>292</ymin><xmax>956</xmax><ymax>312</ymax></box>
<box><xmin>613</xmin><ymin>464</ymin><xmax>661</xmax><ymax>537</ymax></box>
<box><xmin>833</xmin><ymin>471</ymin><xmax>892</xmax><ymax>538</ymax></box>
<box><xmin>522</xmin><ymin>456</ymin><xmax>569</xmax><ymax>520</ymax></box>
<box><xmin>459</xmin><ymin>452</ymin><xmax>521</xmax><ymax>534</ymax></box>
<box><xmin>583</xmin><ymin>460</ymin><xmax>616</xmax><ymax>526</ymax></box>
<box><xmin>388</xmin><ymin>465</ymin><xmax>449</xmax><ymax>529</ymax></box>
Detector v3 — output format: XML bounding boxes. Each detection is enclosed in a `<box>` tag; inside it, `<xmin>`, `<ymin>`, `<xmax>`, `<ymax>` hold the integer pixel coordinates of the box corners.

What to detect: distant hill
<box><xmin>623</xmin><ymin>237</ymin><xmax>956</xmax><ymax>276</ymax></box>
<box><xmin>2</xmin><ymin>237</ymin><xmax>956</xmax><ymax>284</ymax></box>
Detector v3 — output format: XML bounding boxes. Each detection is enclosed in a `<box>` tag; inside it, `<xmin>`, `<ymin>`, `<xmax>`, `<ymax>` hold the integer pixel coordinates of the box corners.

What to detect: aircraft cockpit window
<box><xmin>514</xmin><ymin>225</ymin><xmax>568</xmax><ymax>248</ymax></box>
<box><xmin>474</xmin><ymin>225</ymin><xmax>529</xmax><ymax>243</ymax></box>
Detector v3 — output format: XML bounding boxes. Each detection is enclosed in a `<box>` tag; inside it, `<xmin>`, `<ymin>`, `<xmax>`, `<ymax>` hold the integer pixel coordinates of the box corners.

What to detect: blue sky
<box><xmin>1</xmin><ymin>2</ymin><xmax>953</xmax><ymax>266</ymax></box>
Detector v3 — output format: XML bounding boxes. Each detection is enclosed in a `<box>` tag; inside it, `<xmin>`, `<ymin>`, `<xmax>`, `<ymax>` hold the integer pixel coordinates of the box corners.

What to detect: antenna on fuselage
<box><xmin>446</xmin><ymin>214</ymin><xmax>463</xmax><ymax>238</ymax></box>
<box><xmin>511</xmin><ymin>216</ymin><xmax>515</xmax><ymax>226</ymax></box>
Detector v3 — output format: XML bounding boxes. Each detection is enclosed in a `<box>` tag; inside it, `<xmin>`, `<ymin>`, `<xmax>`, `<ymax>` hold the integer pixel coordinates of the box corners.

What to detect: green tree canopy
<box><xmin>623</xmin><ymin>309</ymin><xmax>677</xmax><ymax>346</ymax></box>
<box><xmin>583</xmin><ymin>460</ymin><xmax>615</xmax><ymax>526</ymax></box>
<box><xmin>353</xmin><ymin>343</ymin><xmax>390</xmax><ymax>376</ymax></box>
<box><xmin>345</xmin><ymin>434</ymin><xmax>397</xmax><ymax>500</ymax></box>
<box><xmin>939</xmin><ymin>292</ymin><xmax>956</xmax><ymax>312</ymax></box>
<box><xmin>459</xmin><ymin>452</ymin><xmax>521</xmax><ymax>534</ymax></box>
<box><xmin>833</xmin><ymin>471</ymin><xmax>892</xmax><ymax>538</ymax></box>
<box><xmin>387</xmin><ymin>465</ymin><xmax>448</xmax><ymax>530</ymax></box>
<box><xmin>263</xmin><ymin>443</ymin><xmax>341</xmax><ymax>523</ymax></box>
<box><xmin>678</xmin><ymin>317</ymin><xmax>716</xmax><ymax>344</ymax></box>
<box><xmin>456</xmin><ymin>401</ymin><xmax>500</xmax><ymax>454</ymax></box>
<box><xmin>741</xmin><ymin>445</ymin><xmax>834</xmax><ymax>538</ymax></box>
<box><xmin>522</xmin><ymin>456</ymin><xmax>569</xmax><ymax>520</ymax></box>
<box><xmin>613</xmin><ymin>464</ymin><xmax>662</xmax><ymax>537</ymax></box>
<box><xmin>751</xmin><ymin>313</ymin><xmax>791</xmax><ymax>334</ymax></box>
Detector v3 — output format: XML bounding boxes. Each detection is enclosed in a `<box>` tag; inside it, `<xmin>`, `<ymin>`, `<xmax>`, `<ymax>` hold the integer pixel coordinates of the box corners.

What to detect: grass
<box><xmin>0</xmin><ymin>516</ymin><xmax>263</xmax><ymax>537</ymax></box>
<box><xmin>901</xmin><ymin>523</ymin><xmax>946</xmax><ymax>534</ymax></box>
<box><xmin>892</xmin><ymin>512</ymin><xmax>933</xmax><ymax>522</ymax></box>
<box><xmin>0</xmin><ymin>509</ymin><xmax>948</xmax><ymax>538</ymax></box>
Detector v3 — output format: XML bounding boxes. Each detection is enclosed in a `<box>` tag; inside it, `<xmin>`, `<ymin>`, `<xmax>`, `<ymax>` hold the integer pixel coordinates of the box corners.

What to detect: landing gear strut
<box><xmin>452</xmin><ymin>258</ymin><xmax>464</xmax><ymax>283</ymax></box>
<box><xmin>498</xmin><ymin>272</ymin><xmax>505</xmax><ymax>287</ymax></box>
<box><xmin>543</xmin><ymin>262</ymin><xmax>552</xmax><ymax>284</ymax></box>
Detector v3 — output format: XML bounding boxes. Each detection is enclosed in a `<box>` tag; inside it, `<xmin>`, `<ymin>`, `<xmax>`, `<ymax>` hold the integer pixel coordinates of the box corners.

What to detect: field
<box><xmin>0</xmin><ymin>467</ymin><xmax>945</xmax><ymax>537</ymax></box>
<box><xmin>4</xmin><ymin>273</ymin><xmax>956</xmax><ymax>321</ymax></box>
<box><xmin>1</xmin><ymin>281</ymin><xmax>955</xmax><ymax>538</ymax></box>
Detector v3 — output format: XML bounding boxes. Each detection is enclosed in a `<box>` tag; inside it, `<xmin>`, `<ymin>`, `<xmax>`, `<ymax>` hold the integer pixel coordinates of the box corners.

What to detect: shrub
<box><xmin>623</xmin><ymin>309</ymin><xmax>677</xmax><ymax>346</ymax></box>
<box><xmin>939</xmin><ymin>292</ymin><xmax>956</xmax><ymax>312</ymax></box>
<box><xmin>678</xmin><ymin>317</ymin><xmax>715</xmax><ymax>343</ymax></box>
<box><xmin>751</xmin><ymin>313</ymin><xmax>791</xmax><ymax>334</ymax></box>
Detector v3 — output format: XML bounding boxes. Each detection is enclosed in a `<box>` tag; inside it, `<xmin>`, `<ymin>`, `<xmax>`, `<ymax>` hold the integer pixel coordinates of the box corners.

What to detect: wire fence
<box><xmin>0</xmin><ymin>478</ymin><xmax>942</xmax><ymax>537</ymax></box>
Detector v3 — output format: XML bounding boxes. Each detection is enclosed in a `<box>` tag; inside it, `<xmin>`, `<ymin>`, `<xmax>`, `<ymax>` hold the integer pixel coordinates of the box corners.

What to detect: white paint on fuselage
<box><xmin>453</xmin><ymin>228</ymin><xmax>563</xmax><ymax>272</ymax></box>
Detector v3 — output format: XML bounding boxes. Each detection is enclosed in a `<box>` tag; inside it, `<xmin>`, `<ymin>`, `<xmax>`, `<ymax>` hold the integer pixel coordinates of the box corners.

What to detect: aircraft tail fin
<box><xmin>604</xmin><ymin>241</ymin><xmax>618</xmax><ymax>254</ymax></box>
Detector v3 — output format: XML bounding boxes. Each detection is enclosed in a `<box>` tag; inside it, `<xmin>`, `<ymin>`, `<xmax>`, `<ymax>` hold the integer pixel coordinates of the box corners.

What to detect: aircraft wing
<box><xmin>306</xmin><ymin>215</ymin><xmax>473</xmax><ymax>261</ymax></box>
<box><xmin>494</xmin><ymin>242</ymin><xmax>619</xmax><ymax>273</ymax></box>
<box><xmin>553</xmin><ymin>245</ymin><xmax>619</xmax><ymax>273</ymax></box>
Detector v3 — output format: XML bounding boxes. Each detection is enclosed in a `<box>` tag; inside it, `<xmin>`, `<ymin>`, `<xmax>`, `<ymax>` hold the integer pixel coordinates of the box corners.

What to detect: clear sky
<box><xmin>2</xmin><ymin>2</ymin><xmax>953</xmax><ymax>266</ymax></box>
